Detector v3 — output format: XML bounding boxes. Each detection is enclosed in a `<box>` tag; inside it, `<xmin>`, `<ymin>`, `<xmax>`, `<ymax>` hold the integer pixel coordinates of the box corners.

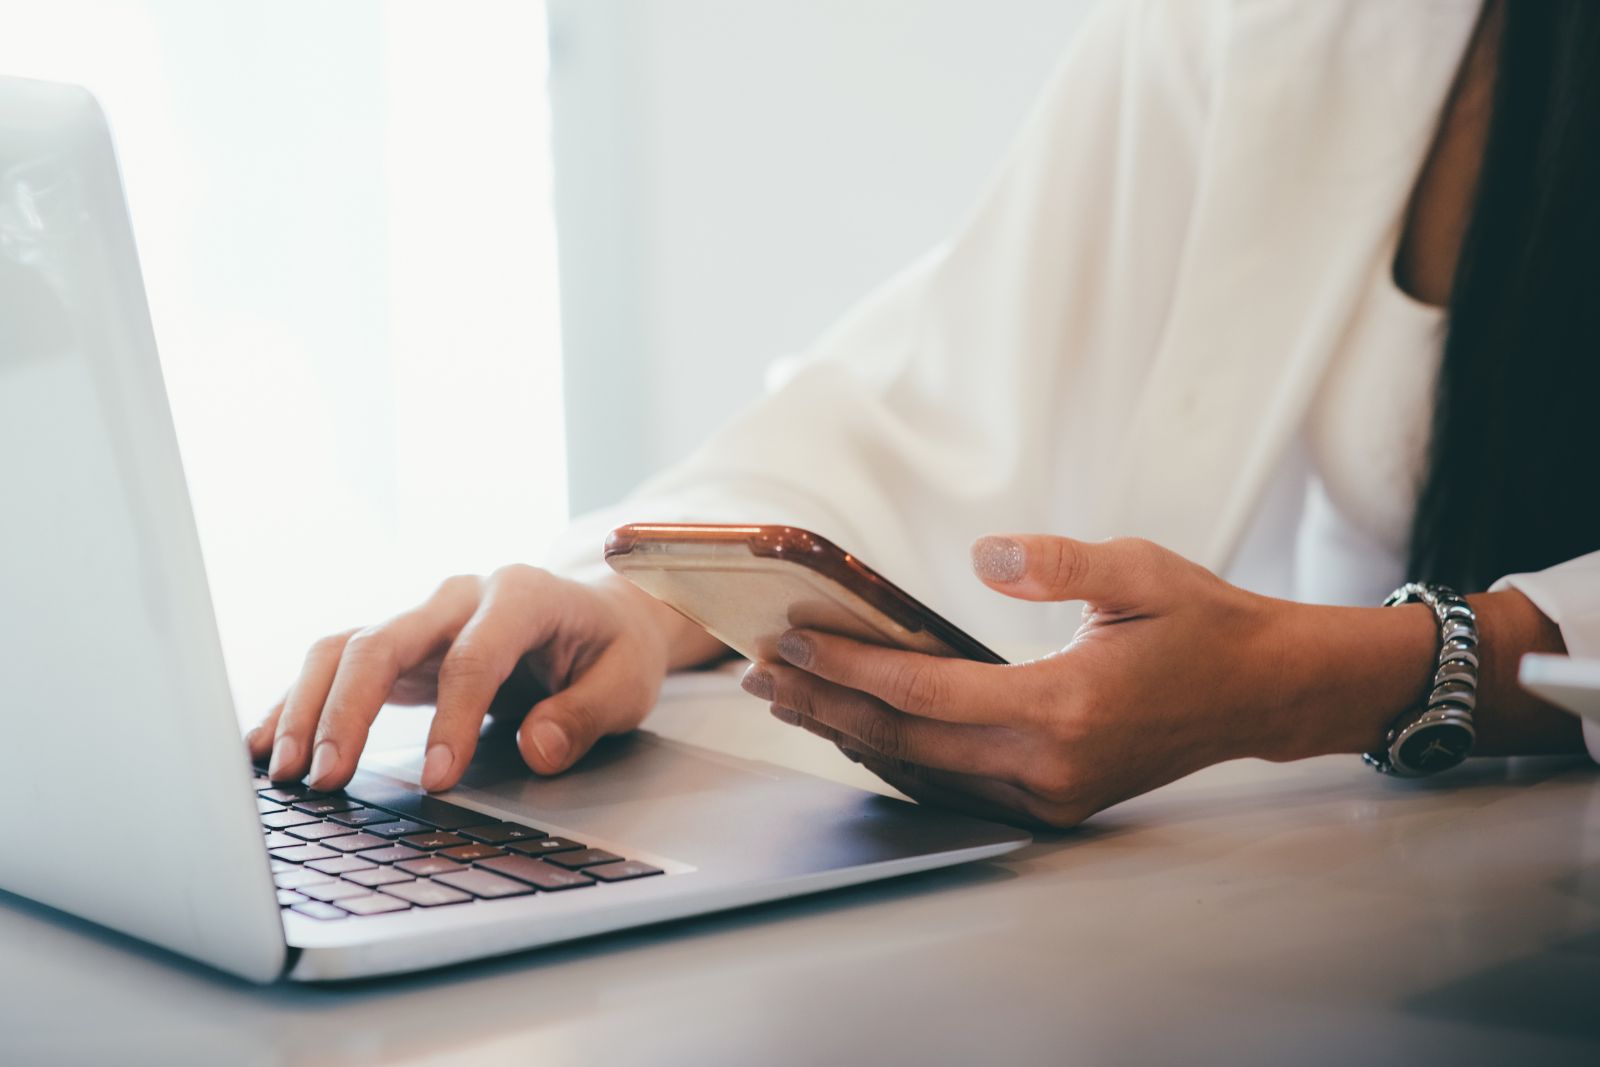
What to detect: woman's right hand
<box><xmin>245</xmin><ymin>566</ymin><xmax>726</xmax><ymax>793</ymax></box>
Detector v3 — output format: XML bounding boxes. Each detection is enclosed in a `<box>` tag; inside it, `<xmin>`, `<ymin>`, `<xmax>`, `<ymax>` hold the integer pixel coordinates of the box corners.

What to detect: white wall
<box><xmin>548</xmin><ymin>0</ymin><xmax>1095</xmax><ymax>512</ymax></box>
<box><xmin>1</xmin><ymin>2</ymin><xmax>566</xmax><ymax>717</ymax></box>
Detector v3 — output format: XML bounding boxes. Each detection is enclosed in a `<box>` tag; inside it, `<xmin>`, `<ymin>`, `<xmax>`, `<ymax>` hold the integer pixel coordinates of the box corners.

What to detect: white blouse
<box><xmin>549</xmin><ymin>0</ymin><xmax>1600</xmax><ymax>761</ymax></box>
<box><xmin>1294</xmin><ymin>252</ymin><xmax>1446</xmax><ymax>608</ymax></box>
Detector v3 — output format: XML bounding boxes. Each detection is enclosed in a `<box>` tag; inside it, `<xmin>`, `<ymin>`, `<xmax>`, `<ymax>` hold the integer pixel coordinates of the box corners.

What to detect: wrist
<box><xmin>1260</xmin><ymin>600</ymin><xmax>1439</xmax><ymax>762</ymax></box>
<box><xmin>593</xmin><ymin>574</ymin><xmax>728</xmax><ymax>671</ymax></box>
<box><xmin>1463</xmin><ymin>588</ymin><xmax>1578</xmax><ymax>755</ymax></box>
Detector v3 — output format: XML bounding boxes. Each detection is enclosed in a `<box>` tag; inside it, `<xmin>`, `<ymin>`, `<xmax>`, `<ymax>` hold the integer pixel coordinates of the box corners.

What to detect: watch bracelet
<box><xmin>1363</xmin><ymin>582</ymin><xmax>1479</xmax><ymax>776</ymax></box>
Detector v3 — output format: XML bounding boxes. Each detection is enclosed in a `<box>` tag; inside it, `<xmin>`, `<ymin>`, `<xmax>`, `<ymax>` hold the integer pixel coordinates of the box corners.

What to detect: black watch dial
<box><xmin>1396</xmin><ymin>721</ymin><xmax>1474</xmax><ymax>774</ymax></box>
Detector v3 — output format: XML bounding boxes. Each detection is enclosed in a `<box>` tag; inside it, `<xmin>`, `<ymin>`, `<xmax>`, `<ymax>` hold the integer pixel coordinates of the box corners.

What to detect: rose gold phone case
<box><xmin>604</xmin><ymin>524</ymin><xmax>1006</xmax><ymax>664</ymax></box>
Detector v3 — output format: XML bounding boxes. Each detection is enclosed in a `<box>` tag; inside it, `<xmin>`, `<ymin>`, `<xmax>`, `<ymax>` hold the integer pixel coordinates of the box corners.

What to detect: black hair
<box><xmin>1409</xmin><ymin>1</ymin><xmax>1600</xmax><ymax>591</ymax></box>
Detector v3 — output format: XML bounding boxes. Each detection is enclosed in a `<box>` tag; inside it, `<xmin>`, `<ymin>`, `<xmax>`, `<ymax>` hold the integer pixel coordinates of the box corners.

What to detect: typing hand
<box><xmin>247</xmin><ymin>567</ymin><xmax>715</xmax><ymax>793</ymax></box>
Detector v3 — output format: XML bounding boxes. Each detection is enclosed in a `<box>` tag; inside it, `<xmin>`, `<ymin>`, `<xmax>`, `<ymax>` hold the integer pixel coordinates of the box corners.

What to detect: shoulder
<box><xmin>1048</xmin><ymin>0</ymin><xmax>1232</xmax><ymax>127</ymax></box>
<box><xmin>1021</xmin><ymin>0</ymin><xmax>1231</xmax><ymax>156</ymax></box>
<box><xmin>1093</xmin><ymin>0</ymin><xmax>1476</xmax><ymax>84</ymax></box>
<box><xmin>1066</xmin><ymin>0</ymin><xmax>1478</xmax><ymax>133</ymax></box>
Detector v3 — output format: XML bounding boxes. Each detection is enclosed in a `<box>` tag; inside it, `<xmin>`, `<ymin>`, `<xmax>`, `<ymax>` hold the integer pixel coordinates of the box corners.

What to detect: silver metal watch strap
<box><xmin>1363</xmin><ymin>582</ymin><xmax>1479</xmax><ymax>777</ymax></box>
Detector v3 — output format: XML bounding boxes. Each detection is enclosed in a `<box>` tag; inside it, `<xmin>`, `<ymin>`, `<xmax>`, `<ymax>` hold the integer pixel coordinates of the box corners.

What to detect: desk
<box><xmin>5</xmin><ymin>668</ymin><xmax>1600</xmax><ymax>1066</ymax></box>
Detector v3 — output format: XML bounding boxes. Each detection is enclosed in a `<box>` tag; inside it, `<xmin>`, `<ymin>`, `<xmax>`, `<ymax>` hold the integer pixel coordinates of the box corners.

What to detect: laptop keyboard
<box><xmin>254</xmin><ymin>772</ymin><xmax>663</xmax><ymax>921</ymax></box>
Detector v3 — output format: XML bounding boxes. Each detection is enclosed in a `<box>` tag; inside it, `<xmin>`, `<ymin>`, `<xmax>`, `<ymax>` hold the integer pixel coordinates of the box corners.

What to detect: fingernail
<box><xmin>741</xmin><ymin>666</ymin><xmax>775</xmax><ymax>700</ymax></box>
<box><xmin>776</xmin><ymin>630</ymin><xmax>813</xmax><ymax>669</ymax></box>
<box><xmin>268</xmin><ymin>736</ymin><xmax>300</xmax><ymax>781</ymax></box>
<box><xmin>421</xmin><ymin>743</ymin><xmax>453</xmax><ymax>792</ymax></box>
<box><xmin>307</xmin><ymin>740</ymin><xmax>339</xmax><ymax>788</ymax></box>
<box><xmin>770</xmin><ymin>705</ymin><xmax>801</xmax><ymax>725</ymax></box>
<box><xmin>528</xmin><ymin>719</ymin><xmax>570</xmax><ymax>769</ymax></box>
<box><xmin>972</xmin><ymin>536</ymin><xmax>1026</xmax><ymax>583</ymax></box>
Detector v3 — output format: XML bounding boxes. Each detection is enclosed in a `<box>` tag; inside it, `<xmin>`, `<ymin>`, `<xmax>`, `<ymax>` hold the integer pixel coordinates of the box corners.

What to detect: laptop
<box><xmin>0</xmin><ymin>76</ymin><xmax>1030</xmax><ymax>983</ymax></box>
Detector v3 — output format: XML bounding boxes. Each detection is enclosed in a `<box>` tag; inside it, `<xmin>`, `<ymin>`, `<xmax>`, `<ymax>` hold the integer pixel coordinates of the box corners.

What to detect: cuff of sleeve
<box><xmin>1492</xmin><ymin>550</ymin><xmax>1600</xmax><ymax>764</ymax></box>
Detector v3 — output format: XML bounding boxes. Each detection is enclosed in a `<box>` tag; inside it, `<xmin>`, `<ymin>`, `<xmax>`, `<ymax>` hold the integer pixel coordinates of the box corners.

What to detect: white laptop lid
<box><xmin>0</xmin><ymin>77</ymin><xmax>284</xmax><ymax>981</ymax></box>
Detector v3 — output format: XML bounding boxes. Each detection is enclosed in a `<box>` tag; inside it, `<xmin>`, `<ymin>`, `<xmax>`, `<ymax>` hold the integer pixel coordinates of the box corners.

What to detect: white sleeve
<box><xmin>546</xmin><ymin>0</ymin><xmax>1221</xmax><ymax>650</ymax></box>
<box><xmin>1492</xmin><ymin>550</ymin><xmax>1600</xmax><ymax>763</ymax></box>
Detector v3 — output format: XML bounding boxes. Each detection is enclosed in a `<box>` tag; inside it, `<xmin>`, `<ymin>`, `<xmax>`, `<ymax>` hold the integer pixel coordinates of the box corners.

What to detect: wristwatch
<box><xmin>1363</xmin><ymin>582</ymin><xmax>1478</xmax><ymax>777</ymax></box>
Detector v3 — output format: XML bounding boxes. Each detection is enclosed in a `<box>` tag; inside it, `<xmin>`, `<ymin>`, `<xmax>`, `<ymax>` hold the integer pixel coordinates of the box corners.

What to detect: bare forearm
<box><xmin>1273</xmin><ymin>589</ymin><xmax>1583</xmax><ymax>761</ymax></box>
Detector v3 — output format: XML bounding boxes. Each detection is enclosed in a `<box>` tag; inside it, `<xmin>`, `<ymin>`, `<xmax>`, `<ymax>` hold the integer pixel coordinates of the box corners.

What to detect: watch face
<box><xmin>1396</xmin><ymin>721</ymin><xmax>1473</xmax><ymax>774</ymax></box>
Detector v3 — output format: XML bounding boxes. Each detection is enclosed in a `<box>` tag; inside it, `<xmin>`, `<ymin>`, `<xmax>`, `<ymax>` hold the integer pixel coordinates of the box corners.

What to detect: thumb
<box><xmin>970</xmin><ymin>534</ymin><xmax>1170</xmax><ymax>607</ymax></box>
<box><xmin>515</xmin><ymin>649</ymin><xmax>654</xmax><ymax>775</ymax></box>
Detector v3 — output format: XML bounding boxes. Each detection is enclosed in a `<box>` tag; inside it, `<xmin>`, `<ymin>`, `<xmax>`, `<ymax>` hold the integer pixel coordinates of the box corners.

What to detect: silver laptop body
<box><xmin>0</xmin><ymin>77</ymin><xmax>1029</xmax><ymax>982</ymax></box>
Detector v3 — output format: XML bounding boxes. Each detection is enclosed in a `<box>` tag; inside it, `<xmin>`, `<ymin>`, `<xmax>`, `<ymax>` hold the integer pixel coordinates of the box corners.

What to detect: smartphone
<box><xmin>604</xmin><ymin>523</ymin><xmax>1007</xmax><ymax>665</ymax></box>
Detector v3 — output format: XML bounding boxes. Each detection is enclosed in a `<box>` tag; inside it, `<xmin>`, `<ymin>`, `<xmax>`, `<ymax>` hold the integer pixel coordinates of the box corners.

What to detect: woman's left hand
<box><xmin>741</xmin><ymin>534</ymin><xmax>1418</xmax><ymax>828</ymax></box>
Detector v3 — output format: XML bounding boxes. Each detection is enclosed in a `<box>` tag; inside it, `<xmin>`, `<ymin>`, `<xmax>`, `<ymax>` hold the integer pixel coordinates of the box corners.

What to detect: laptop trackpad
<box><xmin>362</xmin><ymin>715</ymin><xmax>1013</xmax><ymax>878</ymax></box>
<box><xmin>372</xmin><ymin>717</ymin><xmax>782</xmax><ymax>820</ymax></box>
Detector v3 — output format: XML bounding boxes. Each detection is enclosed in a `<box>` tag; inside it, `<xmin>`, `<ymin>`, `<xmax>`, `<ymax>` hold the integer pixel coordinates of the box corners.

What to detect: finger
<box><xmin>307</xmin><ymin>579</ymin><xmax>482</xmax><ymax>790</ymax></box>
<box><xmin>271</xmin><ymin>630</ymin><xmax>356</xmax><ymax>780</ymax></box>
<box><xmin>246</xmin><ymin>699</ymin><xmax>284</xmax><ymax>760</ymax></box>
<box><xmin>772</xmin><ymin>629</ymin><xmax>1027</xmax><ymax>725</ymax></box>
<box><xmin>767</xmin><ymin>702</ymin><xmax>852</xmax><ymax>749</ymax></box>
<box><xmin>516</xmin><ymin>641</ymin><xmax>649</xmax><ymax>775</ymax></box>
<box><xmin>745</xmin><ymin>662</ymin><xmax>1023</xmax><ymax>779</ymax></box>
<box><xmin>970</xmin><ymin>534</ymin><xmax>1173</xmax><ymax>609</ymax></box>
<box><xmin>853</xmin><ymin>754</ymin><xmax>1041</xmax><ymax>828</ymax></box>
<box><xmin>766</xmin><ymin>704</ymin><xmax>883</xmax><ymax>770</ymax></box>
<box><xmin>765</xmin><ymin>699</ymin><xmax>1035</xmax><ymax>822</ymax></box>
<box><xmin>424</xmin><ymin>568</ymin><xmax>560</xmax><ymax>789</ymax></box>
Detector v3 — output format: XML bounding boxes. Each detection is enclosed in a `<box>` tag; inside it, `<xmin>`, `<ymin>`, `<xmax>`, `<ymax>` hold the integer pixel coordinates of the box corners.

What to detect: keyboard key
<box><xmin>432</xmin><ymin>868</ymin><xmax>533</xmax><ymax>900</ymax></box>
<box><xmin>506</xmin><ymin>836</ymin><xmax>585</xmax><ymax>858</ymax></box>
<box><xmin>307</xmin><ymin>856</ymin><xmax>377</xmax><ymax>875</ymax></box>
<box><xmin>480</xmin><ymin>855</ymin><xmax>596</xmax><ymax>891</ymax></box>
<box><xmin>357</xmin><ymin>845</ymin><xmax>427</xmax><ymax>865</ymax></box>
<box><xmin>259</xmin><ymin>785</ymin><xmax>326</xmax><ymax>804</ymax></box>
<box><xmin>459</xmin><ymin>822</ymin><xmax>545</xmax><ymax>844</ymax></box>
<box><xmin>327</xmin><ymin>807</ymin><xmax>395</xmax><ymax>828</ymax></box>
<box><xmin>272</xmin><ymin>844</ymin><xmax>339</xmax><ymax>864</ymax></box>
<box><xmin>396</xmin><ymin>856</ymin><xmax>464</xmax><ymax>877</ymax></box>
<box><xmin>380</xmin><ymin>880</ymin><xmax>472</xmax><ymax>908</ymax></box>
<box><xmin>586</xmin><ymin>860</ymin><xmax>664</xmax><ymax>883</ymax></box>
<box><xmin>366</xmin><ymin>820</ymin><xmax>430</xmax><ymax>839</ymax></box>
<box><xmin>300</xmin><ymin>880</ymin><xmax>372</xmax><ymax>902</ymax></box>
<box><xmin>252</xmin><ymin>774</ymin><xmax>272</xmax><ymax>790</ymax></box>
<box><xmin>292</xmin><ymin>796</ymin><xmax>361</xmax><ymax>816</ymax></box>
<box><xmin>263</xmin><ymin>832</ymin><xmax>301</xmax><ymax>850</ymax></box>
<box><xmin>337</xmin><ymin>894</ymin><xmax>412</xmax><ymax>916</ymax></box>
<box><xmin>268</xmin><ymin>859</ymin><xmax>295</xmax><ymax>874</ymax></box>
<box><xmin>290</xmin><ymin>901</ymin><xmax>347</xmax><ymax>921</ymax></box>
<box><xmin>343</xmin><ymin>867</ymin><xmax>414</xmax><ymax>888</ymax></box>
<box><xmin>323</xmin><ymin>832</ymin><xmax>387</xmax><ymax>854</ymax></box>
<box><xmin>399</xmin><ymin>832</ymin><xmax>470</xmax><ymax>851</ymax></box>
<box><xmin>285</xmin><ymin>822</ymin><xmax>356</xmax><ymax>842</ymax></box>
<box><xmin>261</xmin><ymin>810</ymin><xmax>320</xmax><ymax>830</ymax></box>
<box><xmin>358</xmin><ymin>791</ymin><xmax>487</xmax><ymax>830</ymax></box>
<box><xmin>274</xmin><ymin>869</ymin><xmax>335</xmax><ymax>890</ymax></box>
<box><xmin>441</xmin><ymin>843</ymin><xmax>506</xmax><ymax>862</ymax></box>
<box><xmin>545</xmin><ymin>849</ymin><xmax>622</xmax><ymax>870</ymax></box>
<box><xmin>276</xmin><ymin>889</ymin><xmax>307</xmax><ymax>907</ymax></box>
<box><xmin>257</xmin><ymin>797</ymin><xmax>286</xmax><ymax>815</ymax></box>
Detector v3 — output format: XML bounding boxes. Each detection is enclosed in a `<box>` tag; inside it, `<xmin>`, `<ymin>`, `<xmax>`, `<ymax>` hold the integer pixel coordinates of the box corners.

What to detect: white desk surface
<box><xmin>5</xmin><ymin>667</ymin><xmax>1600</xmax><ymax>1066</ymax></box>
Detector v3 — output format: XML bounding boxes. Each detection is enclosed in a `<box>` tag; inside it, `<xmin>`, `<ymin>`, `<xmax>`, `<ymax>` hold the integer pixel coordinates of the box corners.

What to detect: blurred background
<box><xmin>0</xmin><ymin>0</ymin><xmax>1089</xmax><ymax>718</ymax></box>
